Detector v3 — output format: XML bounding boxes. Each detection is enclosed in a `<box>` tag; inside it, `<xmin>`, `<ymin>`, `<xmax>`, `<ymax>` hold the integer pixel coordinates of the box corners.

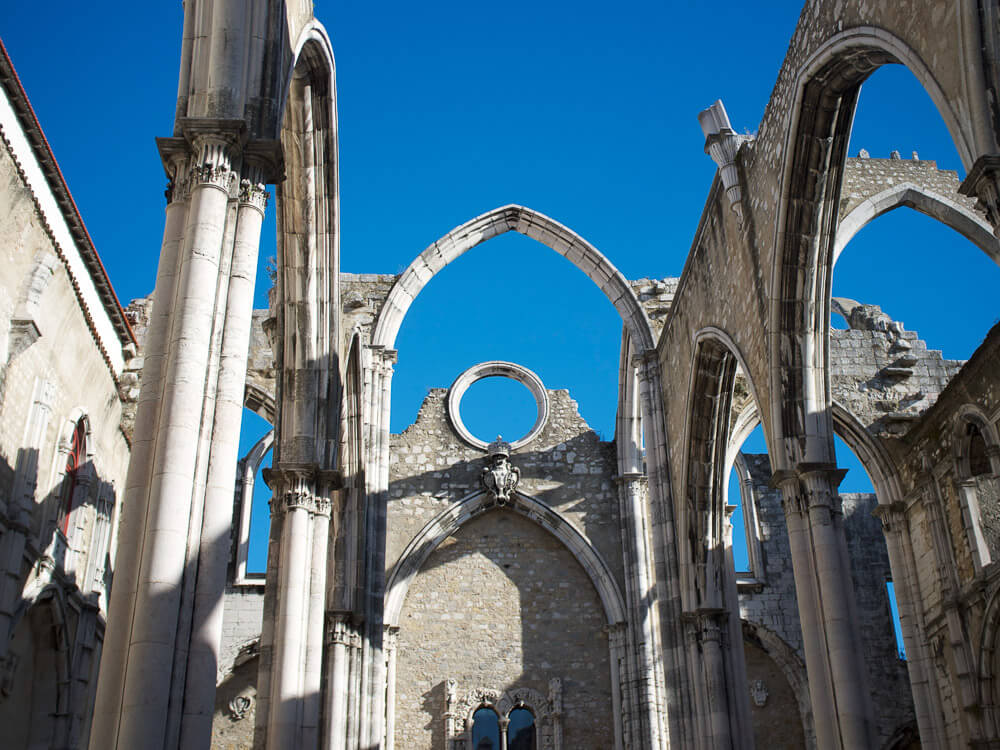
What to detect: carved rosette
<box><xmin>481</xmin><ymin>436</ymin><xmax>520</xmax><ymax>505</ymax></box>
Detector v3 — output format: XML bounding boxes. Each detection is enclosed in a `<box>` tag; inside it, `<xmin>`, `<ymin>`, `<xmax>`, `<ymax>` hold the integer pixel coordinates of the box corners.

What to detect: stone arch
<box><xmin>273</xmin><ymin>21</ymin><xmax>341</xmax><ymax>468</ymax></box>
<box><xmin>243</xmin><ymin>382</ymin><xmax>275</xmax><ymax>423</ymax></box>
<box><xmin>678</xmin><ymin>328</ymin><xmax>762</xmax><ymax>747</ymax></box>
<box><xmin>953</xmin><ymin>404</ymin><xmax>1000</xmax><ymax>480</ymax></box>
<box><xmin>681</xmin><ymin>327</ymin><xmax>766</xmax><ymax>609</ymax></box>
<box><xmin>330</xmin><ymin>332</ymin><xmax>366</xmax><ymax>611</ymax></box>
<box><xmin>833</xmin><ymin>182</ymin><xmax>1000</xmax><ymax>266</ymax></box>
<box><xmin>0</xmin><ymin>585</ymin><xmax>73</xmax><ymax>749</ymax></box>
<box><xmin>233</xmin><ymin>428</ymin><xmax>274</xmax><ymax>584</ymax></box>
<box><xmin>770</xmin><ymin>27</ymin><xmax>983</xmax><ymax>466</ymax></box>
<box><xmin>727</xmin><ymin>399</ymin><xmax>904</xmax><ymax>507</ymax></box>
<box><xmin>371</xmin><ymin>204</ymin><xmax>656</xmax><ymax>353</ymax></box>
<box><xmin>976</xmin><ymin>580</ymin><xmax>1000</xmax><ymax>738</ymax></box>
<box><xmin>741</xmin><ymin>620</ymin><xmax>815</xmax><ymax>748</ymax></box>
<box><xmin>385</xmin><ymin>489</ymin><xmax>626</xmax><ymax>628</ymax></box>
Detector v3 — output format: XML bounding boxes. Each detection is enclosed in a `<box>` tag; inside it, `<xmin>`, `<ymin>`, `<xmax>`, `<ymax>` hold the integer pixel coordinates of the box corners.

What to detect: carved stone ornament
<box><xmin>749</xmin><ymin>678</ymin><xmax>769</xmax><ymax>707</ymax></box>
<box><xmin>481</xmin><ymin>436</ymin><xmax>520</xmax><ymax>505</ymax></box>
<box><xmin>228</xmin><ymin>693</ymin><xmax>253</xmax><ymax>721</ymax></box>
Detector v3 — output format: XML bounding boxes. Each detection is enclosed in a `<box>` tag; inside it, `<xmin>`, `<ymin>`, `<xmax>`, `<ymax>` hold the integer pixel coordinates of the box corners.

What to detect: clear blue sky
<box><xmin>5</xmin><ymin>3</ymin><xmax>998</xmax><ymax>573</ymax></box>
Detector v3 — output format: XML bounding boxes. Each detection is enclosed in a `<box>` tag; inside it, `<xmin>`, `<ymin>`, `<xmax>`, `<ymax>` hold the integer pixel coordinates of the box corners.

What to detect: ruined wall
<box><xmin>830</xmin><ymin>308</ymin><xmax>963</xmax><ymax>437</ymax></box>
<box><xmin>736</xmin><ymin>456</ymin><xmax>915</xmax><ymax>746</ymax></box>
<box><xmin>394</xmin><ymin>510</ymin><xmax>613</xmax><ymax>750</ymax></box>
<box><xmin>387</xmin><ymin>383</ymin><xmax>621</xmax><ymax>749</ymax></box>
<box><xmin>387</xmin><ymin>387</ymin><xmax>622</xmax><ymax>590</ymax></box>
<box><xmin>891</xmin><ymin>321</ymin><xmax>1000</xmax><ymax>745</ymax></box>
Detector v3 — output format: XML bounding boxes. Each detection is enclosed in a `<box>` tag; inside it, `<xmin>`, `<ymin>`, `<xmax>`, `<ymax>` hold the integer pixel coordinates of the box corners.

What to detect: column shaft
<box><xmin>181</xmin><ymin>183</ymin><xmax>267</xmax><ymax>746</ymax></box>
<box><xmin>779</xmin><ymin>468</ymin><xmax>876</xmax><ymax>750</ymax></box>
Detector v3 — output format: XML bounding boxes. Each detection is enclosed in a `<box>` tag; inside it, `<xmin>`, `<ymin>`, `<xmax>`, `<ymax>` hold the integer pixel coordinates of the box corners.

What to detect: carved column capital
<box><xmin>772</xmin><ymin>463</ymin><xmax>847</xmax><ymax>517</ymax></box>
<box><xmin>325</xmin><ymin>611</ymin><xmax>354</xmax><ymax>646</ymax></box>
<box><xmin>960</xmin><ymin>154</ymin><xmax>1000</xmax><ymax>237</ymax></box>
<box><xmin>872</xmin><ymin>501</ymin><xmax>908</xmax><ymax>533</ymax></box>
<box><xmin>630</xmin><ymin>350</ymin><xmax>660</xmax><ymax>382</ymax></box>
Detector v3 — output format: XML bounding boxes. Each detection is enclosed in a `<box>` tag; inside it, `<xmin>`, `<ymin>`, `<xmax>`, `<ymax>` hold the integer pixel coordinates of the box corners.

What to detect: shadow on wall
<box><xmin>394</xmin><ymin>509</ymin><xmax>612</xmax><ymax>749</ymax></box>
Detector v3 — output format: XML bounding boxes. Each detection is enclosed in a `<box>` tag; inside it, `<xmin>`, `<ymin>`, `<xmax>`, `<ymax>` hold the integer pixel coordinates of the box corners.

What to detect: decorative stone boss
<box><xmin>481</xmin><ymin>436</ymin><xmax>520</xmax><ymax>505</ymax></box>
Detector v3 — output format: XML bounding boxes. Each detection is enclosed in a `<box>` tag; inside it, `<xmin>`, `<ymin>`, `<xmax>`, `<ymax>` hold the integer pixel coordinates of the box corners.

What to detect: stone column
<box><xmin>91</xmin><ymin>124</ymin><xmax>253</xmax><ymax>750</ymax></box>
<box><xmin>303</xmin><ymin>492</ymin><xmax>333</xmax><ymax>749</ymax></box>
<box><xmin>698</xmin><ymin>610</ymin><xmax>732</xmax><ymax>749</ymax></box>
<box><xmin>181</xmin><ymin>164</ymin><xmax>270</xmax><ymax>744</ymax></box>
<box><xmin>360</xmin><ymin>346</ymin><xmax>396</xmax><ymax>750</ymax></box>
<box><xmin>384</xmin><ymin>625</ymin><xmax>399</xmax><ymax>750</ymax></box>
<box><xmin>775</xmin><ymin>465</ymin><xmax>876</xmax><ymax>750</ymax></box>
<box><xmin>617</xmin><ymin>472</ymin><xmax>663</xmax><ymax>750</ymax></box>
<box><xmin>606</xmin><ymin>623</ymin><xmax>626</xmax><ymax>750</ymax></box>
<box><xmin>266</xmin><ymin>467</ymin><xmax>317</xmax><ymax>749</ymax></box>
<box><xmin>325</xmin><ymin>612</ymin><xmax>353</xmax><ymax>749</ymax></box>
<box><xmin>631</xmin><ymin>352</ymin><xmax>678</xmax><ymax>744</ymax></box>
<box><xmin>874</xmin><ymin>501</ymin><xmax>947</xmax><ymax>749</ymax></box>
<box><xmin>498</xmin><ymin>716</ymin><xmax>510</xmax><ymax>750</ymax></box>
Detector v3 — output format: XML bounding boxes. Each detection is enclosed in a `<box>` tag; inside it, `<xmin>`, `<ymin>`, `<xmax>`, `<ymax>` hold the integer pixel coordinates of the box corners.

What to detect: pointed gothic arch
<box><xmin>371</xmin><ymin>204</ymin><xmax>655</xmax><ymax>353</ymax></box>
<box><xmin>385</xmin><ymin>489</ymin><xmax>626</xmax><ymax>627</ymax></box>
<box><xmin>769</xmin><ymin>27</ymin><xmax>986</xmax><ymax>467</ymax></box>
<box><xmin>833</xmin><ymin>181</ymin><xmax>1000</xmax><ymax>266</ymax></box>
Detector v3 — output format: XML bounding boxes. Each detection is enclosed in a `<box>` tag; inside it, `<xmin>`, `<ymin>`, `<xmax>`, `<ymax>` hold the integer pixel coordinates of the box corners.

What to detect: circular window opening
<box><xmin>460</xmin><ymin>376</ymin><xmax>538</xmax><ymax>446</ymax></box>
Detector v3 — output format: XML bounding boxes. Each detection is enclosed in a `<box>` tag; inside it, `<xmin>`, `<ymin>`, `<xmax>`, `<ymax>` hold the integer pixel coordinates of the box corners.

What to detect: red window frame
<box><xmin>59</xmin><ymin>419</ymin><xmax>86</xmax><ymax>535</ymax></box>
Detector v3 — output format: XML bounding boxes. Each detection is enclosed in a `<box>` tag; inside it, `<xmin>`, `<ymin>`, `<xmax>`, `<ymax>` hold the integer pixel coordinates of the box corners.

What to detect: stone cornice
<box><xmin>0</xmin><ymin>41</ymin><xmax>136</xmax><ymax>367</ymax></box>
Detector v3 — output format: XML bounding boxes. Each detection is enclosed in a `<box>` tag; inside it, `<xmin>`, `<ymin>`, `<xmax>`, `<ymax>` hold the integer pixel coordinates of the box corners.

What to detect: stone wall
<box><xmin>394</xmin><ymin>511</ymin><xmax>613</xmax><ymax>750</ymax></box>
<box><xmin>387</xmin><ymin>387</ymin><xmax>622</xmax><ymax>591</ymax></box>
<box><xmin>387</xmin><ymin>382</ymin><xmax>622</xmax><ymax>748</ymax></box>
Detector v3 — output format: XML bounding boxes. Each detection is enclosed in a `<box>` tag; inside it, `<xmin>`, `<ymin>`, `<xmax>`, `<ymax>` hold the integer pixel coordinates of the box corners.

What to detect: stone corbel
<box><xmin>872</xmin><ymin>501</ymin><xmax>908</xmax><ymax>534</ymax></box>
<box><xmin>698</xmin><ymin>100</ymin><xmax>752</xmax><ymax>225</ymax></box>
<box><xmin>959</xmin><ymin>154</ymin><xmax>1000</xmax><ymax>237</ymax></box>
<box><xmin>6</xmin><ymin>319</ymin><xmax>40</xmax><ymax>361</ymax></box>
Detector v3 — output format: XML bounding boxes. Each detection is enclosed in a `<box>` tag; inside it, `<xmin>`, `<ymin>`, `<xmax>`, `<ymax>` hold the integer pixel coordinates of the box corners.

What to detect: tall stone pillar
<box><xmin>874</xmin><ymin>501</ymin><xmax>947</xmax><ymax>748</ymax></box>
<box><xmin>89</xmin><ymin>122</ymin><xmax>276</xmax><ymax>750</ymax></box>
<box><xmin>775</xmin><ymin>465</ymin><xmax>877</xmax><ymax>750</ymax></box>
<box><xmin>617</xmin><ymin>472</ymin><xmax>665</xmax><ymax>750</ymax></box>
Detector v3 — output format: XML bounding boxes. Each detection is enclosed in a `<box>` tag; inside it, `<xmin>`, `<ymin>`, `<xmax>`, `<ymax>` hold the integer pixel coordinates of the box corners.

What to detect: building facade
<box><xmin>3</xmin><ymin>1</ymin><xmax>1000</xmax><ymax>748</ymax></box>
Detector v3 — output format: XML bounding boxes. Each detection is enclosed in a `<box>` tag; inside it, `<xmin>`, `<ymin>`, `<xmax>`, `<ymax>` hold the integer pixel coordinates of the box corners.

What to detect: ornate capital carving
<box><xmin>772</xmin><ymin>463</ymin><xmax>847</xmax><ymax>517</ymax></box>
<box><xmin>960</xmin><ymin>154</ymin><xmax>1000</xmax><ymax>237</ymax></box>
<box><xmin>238</xmin><ymin>178</ymin><xmax>269</xmax><ymax>211</ymax></box>
<box><xmin>265</xmin><ymin>464</ymin><xmax>341</xmax><ymax>516</ymax></box>
<box><xmin>873</xmin><ymin>501</ymin><xmax>908</xmax><ymax>533</ymax></box>
<box><xmin>325</xmin><ymin>612</ymin><xmax>354</xmax><ymax>646</ymax></box>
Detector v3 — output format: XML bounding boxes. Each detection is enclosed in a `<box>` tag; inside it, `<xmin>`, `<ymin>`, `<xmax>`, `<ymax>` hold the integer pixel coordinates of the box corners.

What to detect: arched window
<box><xmin>507</xmin><ymin>707</ymin><xmax>536</xmax><ymax>750</ymax></box>
<box><xmin>471</xmin><ymin>707</ymin><xmax>500</xmax><ymax>750</ymax></box>
<box><xmin>969</xmin><ymin>422</ymin><xmax>991</xmax><ymax>478</ymax></box>
<box><xmin>59</xmin><ymin>418</ymin><xmax>86</xmax><ymax>535</ymax></box>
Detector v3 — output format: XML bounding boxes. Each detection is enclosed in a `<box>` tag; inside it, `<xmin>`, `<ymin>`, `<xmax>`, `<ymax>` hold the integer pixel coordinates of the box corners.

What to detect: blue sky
<box><xmin>4</xmin><ymin>3</ymin><xmax>999</xmax><ymax>575</ymax></box>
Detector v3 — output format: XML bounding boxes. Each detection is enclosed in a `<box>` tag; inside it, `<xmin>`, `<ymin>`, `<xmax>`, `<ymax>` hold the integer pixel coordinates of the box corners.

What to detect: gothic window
<box><xmin>507</xmin><ymin>707</ymin><xmax>536</xmax><ymax>750</ymax></box>
<box><xmin>969</xmin><ymin>422</ymin><xmax>991</xmax><ymax>477</ymax></box>
<box><xmin>59</xmin><ymin>417</ymin><xmax>86</xmax><ymax>535</ymax></box>
<box><xmin>471</xmin><ymin>707</ymin><xmax>500</xmax><ymax>750</ymax></box>
<box><xmin>956</xmin><ymin>416</ymin><xmax>1000</xmax><ymax>570</ymax></box>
